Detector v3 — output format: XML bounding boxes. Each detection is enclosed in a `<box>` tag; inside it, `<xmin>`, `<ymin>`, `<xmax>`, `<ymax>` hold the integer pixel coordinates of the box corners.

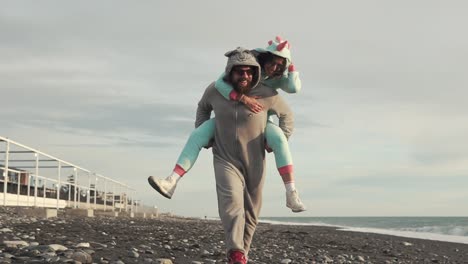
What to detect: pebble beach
<box><xmin>1</xmin><ymin>207</ymin><xmax>468</xmax><ymax>264</ymax></box>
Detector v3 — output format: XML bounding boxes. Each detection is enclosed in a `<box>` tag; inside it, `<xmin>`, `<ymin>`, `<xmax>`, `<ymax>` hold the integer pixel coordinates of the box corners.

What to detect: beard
<box><xmin>234</xmin><ymin>78</ymin><xmax>252</xmax><ymax>92</ymax></box>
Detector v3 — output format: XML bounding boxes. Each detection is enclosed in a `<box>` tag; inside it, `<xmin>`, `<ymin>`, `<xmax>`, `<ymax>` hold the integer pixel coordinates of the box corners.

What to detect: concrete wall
<box><xmin>0</xmin><ymin>193</ymin><xmax>158</xmax><ymax>216</ymax></box>
<box><xmin>0</xmin><ymin>193</ymin><xmax>67</xmax><ymax>208</ymax></box>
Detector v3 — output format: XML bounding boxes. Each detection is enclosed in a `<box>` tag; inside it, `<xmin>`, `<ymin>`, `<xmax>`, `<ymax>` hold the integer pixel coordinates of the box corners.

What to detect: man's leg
<box><xmin>148</xmin><ymin>118</ymin><xmax>215</xmax><ymax>199</ymax></box>
<box><xmin>213</xmin><ymin>156</ymin><xmax>246</xmax><ymax>255</ymax></box>
<box><xmin>242</xmin><ymin>188</ymin><xmax>261</xmax><ymax>254</ymax></box>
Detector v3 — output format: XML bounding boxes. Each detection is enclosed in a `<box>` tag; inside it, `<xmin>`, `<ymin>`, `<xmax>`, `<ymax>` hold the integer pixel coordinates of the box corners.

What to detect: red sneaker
<box><xmin>228</xmin><ymin>250</ymin><xmax>247</xmax><ymax>264</ymax></box>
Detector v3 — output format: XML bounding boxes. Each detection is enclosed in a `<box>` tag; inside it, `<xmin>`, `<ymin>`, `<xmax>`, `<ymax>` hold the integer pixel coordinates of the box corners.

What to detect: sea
<box><xmin>259</xmin><ymin>217</ymin><xmax>468</xmax><ymax>244</ymax></box>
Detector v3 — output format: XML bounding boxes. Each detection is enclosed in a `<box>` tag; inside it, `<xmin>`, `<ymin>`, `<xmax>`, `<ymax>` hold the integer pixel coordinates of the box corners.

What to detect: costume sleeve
<box><xmin>214</xmin><ymin>72</ymin><xmax>241</xmax><ymax>101</ymax></box>
<box><xmin>269</xmin><ymin>96</ymin><xmax>294</xmax><ymax>139</ymax></box>
<box><xmin>265</xmin><ymin>71</ymin><xmax>302</xmax><ymax>94</ymax></box>
<box><xmin>195</xmin><ymin>85</ymin><xmax>213</xmax><ymax>128</ymax></box>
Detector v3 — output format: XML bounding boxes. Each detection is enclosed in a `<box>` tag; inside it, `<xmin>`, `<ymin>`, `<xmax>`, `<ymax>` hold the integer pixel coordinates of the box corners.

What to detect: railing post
<box><xmin>34</xmin><ymin>153</ymin><xmax>39</xmax><ymax>207</ymax></box>
<box><xmin>43</xmin><ymin>177</ymin><xmax>46</xmax><ymax>207</ymax></box>
<box><xmin>112</xmin><ymin>182</ymin><xmax>115</xmax><ymax>212</ymax></box>
<box><xmin>87</xmin><ymin>172</ymin><xmax>91</xmax><ymax>209</ymax></box>
<box><xmin>119</xmin><ymin>184</ymin><xmax>122</xmax><ymax>212</ymax></box>
<box><xmin>3</xmin><ymin>140</ymin><xmax>10</xmax><ymax>206</ymax></box>
<box><xmin>94</xmin><ymin>174</ymin><xmax>97</xmax><ymax>210</ymax></box>
<box><xmin>68</xmin><ymin>182</ymin><xmax>71</xmax><ymax>206</ymax></box>
<box><xmin>16</xmin><ymin>172</ymin><xmax>20</xmax><ymax>206</ymax></box>
<box><xmin>104</xmin><ymin>178</ymin><xmax>107</xmax><ymax>211</ymax></box>
<box><xmin>131</xmin><ymin>190</ymin><xmax>135</xmax><ymax>213</ymax></box>
<box><xmin>73</xmin><ymin>168</ymin><xmax>78</xmax><ymax>208</ymax></box>
<box><xmin>27</xmin><ymin>174</ymin><xmax>31</xmax><ymax>206</ymax></box>
<box><xmin>57</xmin><ymin>162</ymin><xmax>61</xmax><ymax>210</ymax></box>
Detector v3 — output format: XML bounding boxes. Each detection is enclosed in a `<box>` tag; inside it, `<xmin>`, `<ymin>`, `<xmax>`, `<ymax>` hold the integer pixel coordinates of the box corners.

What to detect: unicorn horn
<box><xmin>277</xmin><ymin>41</ymin><xmax>289</xmax><ymax>51</ymax></box>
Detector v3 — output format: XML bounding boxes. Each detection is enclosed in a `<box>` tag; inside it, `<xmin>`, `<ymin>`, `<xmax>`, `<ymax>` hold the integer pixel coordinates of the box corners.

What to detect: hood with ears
<box><xmin>224</xmin><ymin>47</ymin><xmax>261</xmax><ymax>89</ymax></box>
<box><xmin>253</xmin><ymin>35</ymin><xmax>292</xmax><ymax>69</ymax></box>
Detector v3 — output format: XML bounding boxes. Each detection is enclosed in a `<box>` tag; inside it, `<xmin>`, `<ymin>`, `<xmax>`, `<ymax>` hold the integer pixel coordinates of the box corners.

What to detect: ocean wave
<box><xmin>396</xmin><ymin>225</ymin><xmax>468</xmax><ymax>237</ymax></box>
<box><xmin>259</xmin><ymin>219</ymin><xmax>344</xmax><ymax>228</ymax></box>
<box><xmin>258</xmin><ymin>218</ymin><xmax>468</xmax><ymax>244</ymax></box>
<box><xmin>339</xmin><ymin>227</ymin><xmax>468</xmax><ymax>245</ymax></box>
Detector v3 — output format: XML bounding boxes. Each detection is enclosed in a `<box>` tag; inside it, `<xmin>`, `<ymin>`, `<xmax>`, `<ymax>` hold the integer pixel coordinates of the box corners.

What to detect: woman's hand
<box><xmin>240</xmin><ymin>95</ymin><xmax>264</xmax><ymax>113</ymax></box>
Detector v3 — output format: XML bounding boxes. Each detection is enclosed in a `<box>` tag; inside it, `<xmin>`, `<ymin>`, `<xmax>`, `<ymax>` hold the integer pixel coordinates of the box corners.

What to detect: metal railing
<box><xmin>0</xmin><ymin>135</ymin><xmax>138</xmax><ymax>212</ymax></box>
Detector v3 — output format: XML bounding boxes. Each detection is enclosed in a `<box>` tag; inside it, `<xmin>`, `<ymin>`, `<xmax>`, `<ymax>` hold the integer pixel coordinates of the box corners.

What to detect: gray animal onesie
<box><xmin>195</xmin><ymin>48</ymin><xmax>294</xmax><ymax>255</ymax></box>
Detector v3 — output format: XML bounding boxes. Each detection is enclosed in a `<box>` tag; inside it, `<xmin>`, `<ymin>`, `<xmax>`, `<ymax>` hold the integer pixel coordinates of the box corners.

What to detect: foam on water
<box><xmin>339</xmin><ymin>227</ymin><xmax>468</xmax><ymax>244</ymax></box>
<box><xmin>259</xmin><ymin>219</ymin><xmax>337</xmax><ymax>227</ymax></box>
<box><xmin>259</xmin><ymin>217</ymin><xmax>468</xmax><ymax>244</ymax></box>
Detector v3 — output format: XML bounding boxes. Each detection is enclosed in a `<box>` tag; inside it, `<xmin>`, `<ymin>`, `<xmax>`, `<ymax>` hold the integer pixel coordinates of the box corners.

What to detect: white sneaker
<box><xmin>286</xmin><ymin>190</ymin><xmax>306</xmax><ymax>213</ymax></box>
<box><xmin>148</xmin><ymin>175</ymin><xmax>177</xmax><ymax>199</ymax></box>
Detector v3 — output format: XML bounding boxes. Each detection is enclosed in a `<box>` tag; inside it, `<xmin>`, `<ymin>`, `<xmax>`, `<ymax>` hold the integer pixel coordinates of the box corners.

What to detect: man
<box><xmin>196</xmin><ymin>47</ymin><xmax>294</xmax><ymax>264</ymax></box>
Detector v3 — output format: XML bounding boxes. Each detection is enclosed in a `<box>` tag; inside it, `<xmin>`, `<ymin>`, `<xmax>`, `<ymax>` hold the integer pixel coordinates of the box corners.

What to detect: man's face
<box><xmin>264</xmin><ymin>56</ymin><xmax>286</xmax><ymax>78</ymax></box>
<box><xmin>231</xmin><ymin>66</ymin><xmax>254</xmax><ymax>90</ymax></box>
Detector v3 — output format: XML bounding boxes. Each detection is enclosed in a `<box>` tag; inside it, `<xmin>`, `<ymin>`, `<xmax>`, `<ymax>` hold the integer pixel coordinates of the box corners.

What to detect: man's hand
<box><xmin>240</xmin><ymin>95</ymin><xmax>264</xmax><ymax>113</ymax></box>
<box><xmin>203</xmin><ymin>139</ymin><xmax>214</xmax><ymax>149</ymax></box>
<box><xmin>265</xmin><ymin>142</ymin><xmax>273</xmax><ymax>153</ymax></box>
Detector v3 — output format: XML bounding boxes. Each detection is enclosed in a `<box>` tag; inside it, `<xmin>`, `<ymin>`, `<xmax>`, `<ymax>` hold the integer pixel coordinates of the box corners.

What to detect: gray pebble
<box><xmin>72</xmin><ymin>250</ymin><xmax>93</xmax><ymax>264</ymax></box>
<box><xmin>49</xmin><ymin>244</ymin><xmax>68</xmax><ymax>251</ymax></box>
<box><xmin>128</xmin><ymin>250</ymin><xmax>139</xmax><ymax>258</ymax></box>
<box><xmin>154</xmin><ymin>259</ymin><xmax>173</xmax><ymax>264</ymax></box>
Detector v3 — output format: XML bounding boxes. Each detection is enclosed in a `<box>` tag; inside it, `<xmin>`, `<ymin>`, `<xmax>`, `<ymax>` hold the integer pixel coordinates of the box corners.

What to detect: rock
<box><xmin>402</xmin><ymin>242</ymin><xmax>413</xmax><ymax>246</ymax></box>
<box><xmin>76</xmin><ymin>242</ymin><xmax>91</xmax><ymax>248</ymax></box>
<box><xmin>11</xmin><ymin>256</ymin><xmax>31</xmax><ymax>261</ymax></box>
<box><xmin>318</xmin><ymin>255</ymin><xmax>333</xmax><ymax>263</ymax></box>
<box><xmin>90</xmin><ymin>242</ymin><xmax>107</xmax><ymax>248</ymax></box>
<box><xmin>83</xmin><ymin>249</ymin><xmax>95</xmax><ymax>255</ymax></box>
<box><xmin>154</xmin><ymin>259</ymin><xmax>173</xmax><ymax>264</ymax></box>
<box><xmin>110</xmin><ymin>261</ymin><xmax>125</xmax><ymax>264</ymax></box>
<box><xmin>281</xmin><ymin>259</ymin><xmax>292</xmax><ymax>263</ymax></box>
<box><xmin>49</xmin><ymin>244</ymin><xmax>68</xmax><ymax>251</ymax></box>
<box><xmin>356</xmin><ymin>255</ymin><xmax>365</xmax><ymax>262</ymax></box>
<box><xmin>72</xmin><ymin>250</ymin><xmax>93</xmax><ymax>264</ymax></box>
<box><xmin>2</xmin><ymin>240</ymin><xmax>29</xmax><ymax>248</ymax></box>
<box><xmin>128</xmin><ymin>250</ymin><xmax>139</xmax><ymax>258</ymax></box>
<box><xmin>0</xmin><ymin>228</ymin><xmax>13</xmax><ymax>232</ymax></box>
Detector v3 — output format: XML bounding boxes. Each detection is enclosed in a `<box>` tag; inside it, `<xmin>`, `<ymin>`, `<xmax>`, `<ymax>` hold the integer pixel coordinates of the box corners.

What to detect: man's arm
<box><xmin>195</xmin><ymin>84</ymin><xmax>214</xmax><ymax>128</ymax></box>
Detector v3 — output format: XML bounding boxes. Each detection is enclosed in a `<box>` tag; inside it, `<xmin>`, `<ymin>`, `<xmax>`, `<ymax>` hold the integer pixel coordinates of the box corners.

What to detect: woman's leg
<box><xmin>265</xmin><ymin>121</ymin><xmax>306</xmax><ymax>212</ymax></box>
<box><xmin>148</xmin><ymin>118</ymin><xmax>215</xmax><ymax>199</ymax></box>
<box><xmin>175</xmin><ymin>118</ymin><xmax>215</xmax><ymax>174</ymax></box>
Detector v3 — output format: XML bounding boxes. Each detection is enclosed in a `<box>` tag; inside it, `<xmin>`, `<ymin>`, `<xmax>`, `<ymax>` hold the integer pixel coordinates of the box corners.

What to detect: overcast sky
<box><xmin>1</xmin><ymin>1</ymin><xmax>468</xmax><ymax>217</ymax></box>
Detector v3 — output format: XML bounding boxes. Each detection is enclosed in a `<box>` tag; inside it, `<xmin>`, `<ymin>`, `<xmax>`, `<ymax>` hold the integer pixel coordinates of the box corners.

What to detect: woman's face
<box><xmin>264</xmin><ymin>56</ymin><xmax>286</xmax><ymax>78</ymax></box>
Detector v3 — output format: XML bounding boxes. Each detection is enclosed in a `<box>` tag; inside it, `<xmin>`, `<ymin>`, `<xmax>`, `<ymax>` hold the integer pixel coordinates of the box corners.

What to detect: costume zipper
<box><xmin>235</xmin><ymin>101</ymin><xmax>238</xmax><ymax>153</ymax></box>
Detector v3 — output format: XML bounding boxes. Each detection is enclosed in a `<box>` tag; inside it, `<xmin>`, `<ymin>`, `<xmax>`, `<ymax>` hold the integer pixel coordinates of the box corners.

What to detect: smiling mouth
<box><xmin>239</xmin><ymin>79</ymin><xmax>248</xmax><ymax>86</ymax></box>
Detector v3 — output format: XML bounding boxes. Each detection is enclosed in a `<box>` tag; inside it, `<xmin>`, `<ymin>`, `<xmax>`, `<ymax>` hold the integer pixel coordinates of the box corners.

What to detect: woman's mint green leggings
<box><xmin>176</xmin><ymin>117</ymin><xmax>293</xmax><ymax>174</ymax></box>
